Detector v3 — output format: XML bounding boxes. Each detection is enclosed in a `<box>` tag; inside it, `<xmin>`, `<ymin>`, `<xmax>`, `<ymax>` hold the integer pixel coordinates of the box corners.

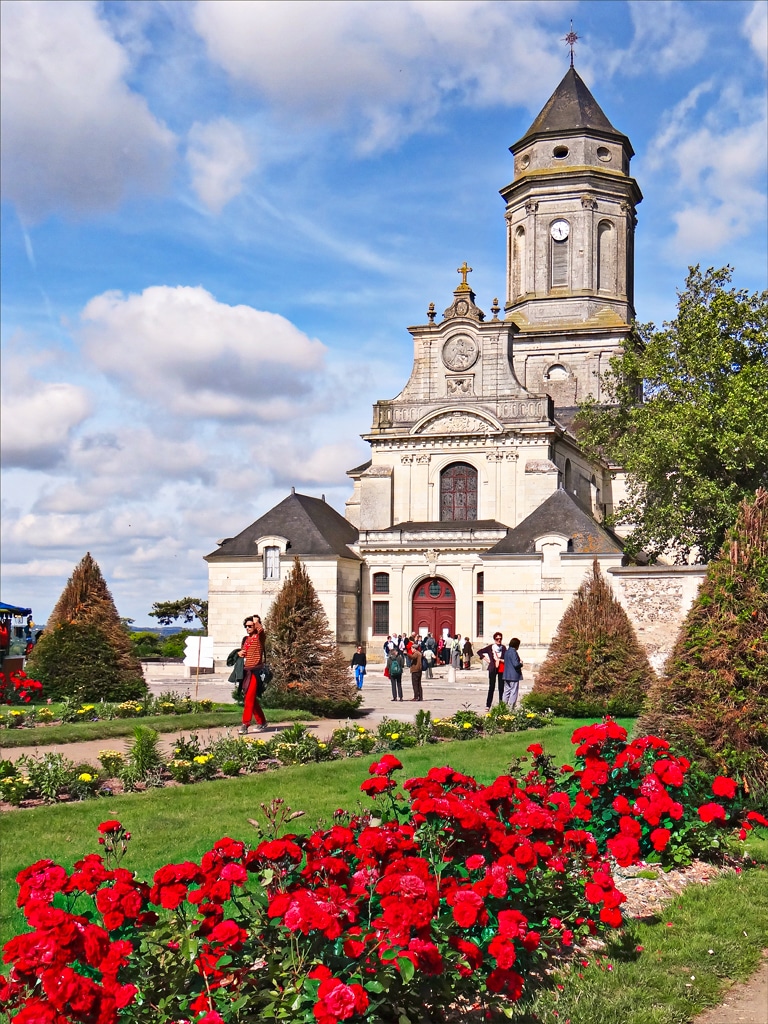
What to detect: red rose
<box><xmin>97</xmin><ymin>820</ymin><xmax>122</xmax><ymax>835</ymax></box>
<box><xmin>712</xmin><ymin>776</ymin><xmax>737</xmax><ymax>799</ymax></box>
<box><xmin>650</xmin><ymin>827</ymin><xmax>671</xmax><ymax>851</ymax></box>
<box><xmin>698</xmin><ymin>802</ymin><xmax>727</xmax><ymax>823</ymax></box>
<box><xmin>526</xmin><ymin>743</ymin><xmax>543</xmax><ymax>756</ymax></box>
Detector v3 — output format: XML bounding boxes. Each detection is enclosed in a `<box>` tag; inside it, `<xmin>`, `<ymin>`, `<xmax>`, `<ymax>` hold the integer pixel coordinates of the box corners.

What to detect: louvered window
<box><xmin>551</xmin><ymin>238</ymin><xmax>568</xmax><ymax>288</ymax></box>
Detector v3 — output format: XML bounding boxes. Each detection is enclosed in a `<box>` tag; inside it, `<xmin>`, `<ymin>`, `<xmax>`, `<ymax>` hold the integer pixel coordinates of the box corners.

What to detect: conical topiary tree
<box><xmin>26</xmin><ymin>553</ymin><xmax>146</xmax><ymax>702</ymax></box>
<box><xmin>525</xmin><ymin>559</ymin><xmax>655</xmax><ymax>717</ymax></box>
<box><xmin>261</xmin><ymin>557</ymin><xmax>361</xmax><ymax>717</ymax></box>
<box><xmin>637</xmin><ymin>488</ymin><xmax>768</xmax><ymax>794</ymax></box>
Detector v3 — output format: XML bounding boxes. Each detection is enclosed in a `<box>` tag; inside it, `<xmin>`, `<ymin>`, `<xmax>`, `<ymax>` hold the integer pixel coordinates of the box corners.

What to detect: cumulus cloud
<box><xmin>78</xmin><ymin>285</ymin><xmax>326</xmax><ymax>419</ymax></box>
<box><xmin>743</xmin><ymin>1</ymin><xmax>768</xmax><ymax>67</ymax></box>
<box><xmin>0</xmin><ymin>0</ymin><xmax>175</xmax><ymax>220</ymax></box>
<box><xmin>187</xmin><ymin>118</ymin><xmax>255</xmax><ymax>213</ymax></box>
<box><xmin>606</xmin><ymin>1</ymin><xmax>709</xmax><ymax>77</ymax></box>
<box><xmin>192</xmin><ymin>0</ymin><xmax>566</xmax><ymax>151</ymax></box>
<box><xmin>1</xmin><ymin>380</ymin><xmax>91</xmax><ymax>469</ymax></box>
<box><xmin>645</xmin><ymin>81</ymin><xmax>767</xmax><ymax>255</ymax></box>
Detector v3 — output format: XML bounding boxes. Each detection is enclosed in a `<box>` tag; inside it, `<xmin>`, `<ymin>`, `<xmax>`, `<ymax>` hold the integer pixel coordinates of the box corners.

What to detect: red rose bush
<box><xmin>2</xmin><ymin>724</ymin><xmax>764</xmax><ymax>1023</ymax></box>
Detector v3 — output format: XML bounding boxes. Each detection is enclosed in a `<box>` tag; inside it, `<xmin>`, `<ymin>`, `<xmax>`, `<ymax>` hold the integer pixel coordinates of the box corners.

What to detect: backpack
<box><xmin>389</xmin><ymin>656</ymin><xmax>403</xmax><ymax>679</ymax></box>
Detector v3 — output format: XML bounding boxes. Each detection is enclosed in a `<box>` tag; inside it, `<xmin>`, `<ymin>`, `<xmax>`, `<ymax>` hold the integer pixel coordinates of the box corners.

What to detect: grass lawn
<box><xmin>0</xmin><ymin>707</ymin><xmax>316</xmax><ymax>748</ymax></box>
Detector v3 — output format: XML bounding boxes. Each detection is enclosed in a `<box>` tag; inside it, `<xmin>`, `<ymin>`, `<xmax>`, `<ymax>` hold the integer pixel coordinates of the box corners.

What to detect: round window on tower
<box><xmin>553</xmin><ymin>145</ymin><xmax>569</xmax><ymax>159</ymax></box>
<box><xmin>597</xmin><ymin>146</ymin><xmax>611</xmax><ymax>162</ymax></box>
<box><xmin>519</xmin><ymin>154</ymin><xmax>531</xmax><ymax>170</ymax></box>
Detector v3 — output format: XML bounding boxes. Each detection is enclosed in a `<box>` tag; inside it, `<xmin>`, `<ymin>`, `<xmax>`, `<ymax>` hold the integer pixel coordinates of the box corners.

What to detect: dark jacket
<box><xmin>226</xmin><ymin>648</ymin><xmax>245</xmax><ymax>683</ymax></box>
<box><xmin>502</xmin><ymin>647</ymin><xmax>523</xmax><ymax>682</ymax></box>
<box><xmin>350</xmin><ymin>652</ymin><xmax>367</xmax><ymax>668</ymax></box>
<box><xmin>478</xmin><ymin>643</ymin><xmax>507</xmax><ymax>672</ymax></box>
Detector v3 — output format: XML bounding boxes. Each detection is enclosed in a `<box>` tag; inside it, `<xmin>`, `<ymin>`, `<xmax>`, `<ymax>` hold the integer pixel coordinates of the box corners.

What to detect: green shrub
<box><xmin>530</xmin><ymin>559</ymin><xmax>655</xmax><ymax>718</ymax></box>
<box><xmin>638</xmin><ymin>488</ymin><xmax>768</xmax><ymax>796</ymax></box>
<box><xmin>27</xmin><ymin>623</ymin><xmax>147</xmax><ymax>703</ymax></box>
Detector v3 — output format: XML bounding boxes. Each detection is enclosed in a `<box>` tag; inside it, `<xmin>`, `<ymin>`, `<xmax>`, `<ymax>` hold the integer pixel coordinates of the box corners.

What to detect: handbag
<box><xmin>256</xmin><ymin>664</ymin><xmax>273</xmax><ymax>697</ymax></box>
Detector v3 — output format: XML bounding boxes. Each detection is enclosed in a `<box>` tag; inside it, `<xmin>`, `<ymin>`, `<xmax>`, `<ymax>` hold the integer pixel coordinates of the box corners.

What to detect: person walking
<box><xmin>386</xmin><ymin>646</ymin><xmax>405</xmax><ymax>701</ymax></box>
<box><xmin>238</xmin><ymin>615</ymin><xmax>268</xmax><ymax>733</ymax></box>
<box><xmin>447</xmin><ymin>633</ymin><xmax>461</xmax><ymax>683</ymax></box>
<box><xmin>422</xmin><ymin>644</ymin><xmax>435</xmax><ymax>679</ymax></box>
<box><xmin>478</xmin><ymin>632</ymin><xmax>507</xmax><ymax>710</ymax></box>
<box><xmin>502</xmin><ymin>638</ymin><xmax>523</xmax><ymax>707</ymax></box>
<box><xmin>350</xmin><ymin>644</ymin><xmax>366</xmax><ymax>690</ymax></box>
<box><xmin>409</xmin><ymin>645</ymin><xmax>424</xmax><ymax>701</ymax></box>
<box><xmin>462</xmin><ymin>637</ymin><xmax>473</xmax><ymax>670</ymax></box>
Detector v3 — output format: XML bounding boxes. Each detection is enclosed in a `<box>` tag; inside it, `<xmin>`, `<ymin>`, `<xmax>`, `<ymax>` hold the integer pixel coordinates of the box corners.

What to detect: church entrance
<box><xmin>412</xmin><ymin>577</ymin><xmax>455</xmax><ymax>639</ymax></box>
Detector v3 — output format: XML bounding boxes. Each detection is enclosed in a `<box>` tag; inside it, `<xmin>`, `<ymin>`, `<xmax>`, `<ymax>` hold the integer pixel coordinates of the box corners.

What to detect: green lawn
<box><xmin>1</xmin><ymin>722</ymin><xmax>589</xmax><ymax>944</ymax></box>
<box><xmin>0</xmin><ymin>707</ymin><xmax>316</xmax><ymax>748</ymax></box>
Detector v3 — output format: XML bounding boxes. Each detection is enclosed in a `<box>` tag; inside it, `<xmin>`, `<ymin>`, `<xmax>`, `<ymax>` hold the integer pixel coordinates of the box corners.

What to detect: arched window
<box><xmin>597</xmin><ymin>220</ymin><xmax>615</xmax><ymax>292</ymax></box>
<box><xmin>372</xmin><ymin>572</ymin><xmax>390</xmax><ymax>594</ymax></box>
<box><xmin>264</xmin><ymin>546</ymin><xmax>280</xmax><ymax>580</ymax></box>
<box><xmin>440</xmin><ymin>463</ymin><xmax>478</xmax><ymax>521</ymax></box>
<box><xmin>513</xmin><ymin>226</ymin><xmax>526</xmax><ymax>298</ymax></box>
<box><xmin>563</xmin><ymin>459</ymin><xmax>573</xmax><ymax>493</ymax></box>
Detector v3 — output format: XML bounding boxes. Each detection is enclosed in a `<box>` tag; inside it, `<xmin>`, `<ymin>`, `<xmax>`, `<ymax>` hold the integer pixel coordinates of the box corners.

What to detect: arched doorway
<box><xmin>412</xmin><ymin>577</ymin><xmax>455</xmax><ymax>639</ymax></box>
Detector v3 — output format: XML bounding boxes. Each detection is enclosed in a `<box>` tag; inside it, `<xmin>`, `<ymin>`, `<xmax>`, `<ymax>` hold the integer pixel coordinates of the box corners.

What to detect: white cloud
<box><xmin>187</xmin><ymin>118</ymin><xmax>255</xmax><ymax>213</ymax></box>
<box><xmin>192</xmin><ymin>0</ymin><xmax>567</xmax><ymax>151</ymax></box>
<box><xmin>0</xmin><ymin>0</ymin><xmax>175</xmax><ymax>220</ymax></box>
<box><xmin>743</xmin><ymin>1</ymin><xmax>768</xmax><ymax>67</ymax></box>
<box><xmin>78</xmin><ymin>285</ymin><xmax>326</xmax><ymax>420</ymax></box>
<box><xmin>0</xmin><ymin>378</ymin><xmax>91</xmax><ymax>469</ymax></box>
<box><xmin>645</xmin><ymin>81</ymin><xmax>768</xmax><ymax>256</ymax></box>
<box><xmin>606</xmin><ymin>1</ymin><xmax>709</xmax><ymax>77</ymax></box>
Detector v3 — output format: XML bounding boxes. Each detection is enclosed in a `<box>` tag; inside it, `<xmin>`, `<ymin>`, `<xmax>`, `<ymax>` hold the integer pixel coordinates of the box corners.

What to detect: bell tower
<box><xmin>500</xmin><ymin>67</ymin><xmax>643</xmax><ymax>407</ymax></box>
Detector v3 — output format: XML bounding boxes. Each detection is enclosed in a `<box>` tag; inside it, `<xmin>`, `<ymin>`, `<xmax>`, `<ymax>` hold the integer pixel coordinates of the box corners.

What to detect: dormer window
<box><xmin>264</xmin><ymin>546</ymin><xmax>280</xmax><ymax>580</ymax></box>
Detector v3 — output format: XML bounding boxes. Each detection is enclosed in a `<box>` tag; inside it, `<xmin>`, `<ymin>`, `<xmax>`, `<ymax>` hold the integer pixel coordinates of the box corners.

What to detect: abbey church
<box><xmin>206</xmin><ymin>66</ymin><xmax>645</xmax><ymax>664</ymax></box>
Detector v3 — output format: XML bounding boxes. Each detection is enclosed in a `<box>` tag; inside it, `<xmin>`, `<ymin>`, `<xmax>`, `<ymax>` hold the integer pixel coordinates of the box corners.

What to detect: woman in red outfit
<box><xmin>238</xmin><ymin>616</ymin><xmax>267</xmax><ymax>733</ymax></box>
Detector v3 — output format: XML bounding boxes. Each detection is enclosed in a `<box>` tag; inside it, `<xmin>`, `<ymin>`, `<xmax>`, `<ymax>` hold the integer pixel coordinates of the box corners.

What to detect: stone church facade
<box><xmin>206</xmin><ymin>67</ymin><xmax>660</xmax><ymax>666</ymax></box>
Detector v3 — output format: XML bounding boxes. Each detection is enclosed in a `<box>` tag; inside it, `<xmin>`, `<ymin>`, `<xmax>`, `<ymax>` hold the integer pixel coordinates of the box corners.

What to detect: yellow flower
<box><xmin>463</xmin><ymin>722</ymin><xmax>473</xmax><ymax>730</ymax></box>
<box><xmin>193</xmin><ymin>755</ymin><xmax>211</xmax><ymax>764</ymax></box>
<box><xmin>10</xmin><ymin>711</ymin><xmax>22</xmax><ymax>717</ymax></box>
<box><xmin>78</xmin><ymin>773</ymin><xmax>93</xmax><ymax>783</ymax></box>
<box><xmin>526</xmin><ymin>713</ymin><xmax>536</xmax><ymax>718</ymax></box>
<box><xmin>391</xmin><ymin>733</ymin><xmax>400</xmax><ymax>741</ymax></box>
<box><xmin>357</xmin><ymin>727</ymin><xmax>367</xmax><ymax>733</ymax></box>
<box><xmin>319</xmin><ymin>742</ymin><xmax>327</xmax><ymax>749</ymax></box>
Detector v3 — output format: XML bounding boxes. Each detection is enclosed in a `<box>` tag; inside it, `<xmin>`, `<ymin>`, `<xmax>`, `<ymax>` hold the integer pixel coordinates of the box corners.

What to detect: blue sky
<box><xmin>1</xmin><ymin>0</ymin><xmax>766</xmax><ymax>625</ymax></box>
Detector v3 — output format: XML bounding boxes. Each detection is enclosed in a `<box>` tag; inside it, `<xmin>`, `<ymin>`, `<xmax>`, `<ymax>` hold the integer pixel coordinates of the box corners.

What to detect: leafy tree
<box><xmin>149</xmin><ymin>597</ymin><xmax>208</xmax><ymax>632</ymax></box>
<box><xmin>525</xmin><ymin>559</ymin><xmax>655</xmax><ymax>717</ymax></box>
<box><xmin>27</xmin><ymin>553</ymin><xmax>145</xmax><ymax>700</ymax></box>
<box><xmin>262</xmin><ymin>558</ymin><xmax>361</xmax><ymax>717</ymax></box>
<box><xmin>578</xmin><ymin>266</ymin><xmax>768</xmax><ymax>562</ymax></box>
<box><xmin>638</xmin><ymin>489</ymin><xmax>768</xmax><ymax>796</ymax></box>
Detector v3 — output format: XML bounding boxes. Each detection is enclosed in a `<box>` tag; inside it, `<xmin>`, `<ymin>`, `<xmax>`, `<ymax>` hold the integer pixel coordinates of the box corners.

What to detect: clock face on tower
<box><xmin>550</xmin><ymin>219</ymin><xmax>570</xmax><ymax>241</ymax></box>
<box><xmin>442</xmin><ymin>335</ymin><xmax>478</xmax><ymax>372</ymax></box>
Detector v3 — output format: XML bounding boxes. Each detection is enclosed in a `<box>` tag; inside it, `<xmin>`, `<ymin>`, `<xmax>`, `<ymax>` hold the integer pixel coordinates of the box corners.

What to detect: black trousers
<box><xmin>486</xmin><ymin>669</ymin><xmax>503</xmax><ymax>708</ymax></box>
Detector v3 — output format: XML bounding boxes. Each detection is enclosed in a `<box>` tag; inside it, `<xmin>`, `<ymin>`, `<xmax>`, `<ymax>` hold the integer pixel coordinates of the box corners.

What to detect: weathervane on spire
<box><xmin>564</xmin><ymin>20</ymin><xmax>579</xmax><ymax>67</ymax></box>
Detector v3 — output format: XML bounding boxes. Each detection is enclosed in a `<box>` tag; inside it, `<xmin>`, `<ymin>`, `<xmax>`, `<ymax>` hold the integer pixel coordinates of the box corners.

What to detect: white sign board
<box><xmin>183</xmin><ymin>636</ymin><xmax>214</xmax><ymax>668</ymax></box>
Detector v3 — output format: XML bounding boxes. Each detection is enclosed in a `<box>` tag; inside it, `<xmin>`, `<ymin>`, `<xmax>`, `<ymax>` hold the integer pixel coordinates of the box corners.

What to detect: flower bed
<box><xmin>0</xmin><ymin>690</ymin><xmax>216</xmax><ymax>729</ymax></box>
<box><xmin>2</xmin><ymin>722</ymin><xmax>766</xmax><ymax>1023</ymax></box>
<box><xmin>0</xmin><ymin>708</ymin><xmax>552</xmax><ymax>809</ymax></box>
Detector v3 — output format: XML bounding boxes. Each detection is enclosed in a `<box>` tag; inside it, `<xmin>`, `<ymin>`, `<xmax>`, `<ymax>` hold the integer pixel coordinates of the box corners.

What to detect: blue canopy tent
<box><xmin>0</xmin><ymin>602</ymin><xmax>32</xmax><ymax>617</ymax></box>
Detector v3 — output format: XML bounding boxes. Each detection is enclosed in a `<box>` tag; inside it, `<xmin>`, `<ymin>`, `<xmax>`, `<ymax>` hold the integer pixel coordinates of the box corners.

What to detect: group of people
<box><xmin>349</xmin><ymin>630</ymin><xmax>523</xmax><ymax>709</ymax></box>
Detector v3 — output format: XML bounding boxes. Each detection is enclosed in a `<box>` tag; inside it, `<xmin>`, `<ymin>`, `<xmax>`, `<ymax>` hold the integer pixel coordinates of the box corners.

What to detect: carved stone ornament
<box><xmin>442</xmin><ymin>292</ymin><xmax>485</xmax><ymax>323</ymax></box>
<box><xmin>400</xmin><ymin>454</ymin><xmax>414</xmax><ymax>464</ymax></box>
<box><xmin>446</xmin><ymin>375</ymin><xmax>474</xmax><ymax>396</ymax></box>
<box><xmin>418</xmin><ymin>412</ymin><xmax>494</xmax><ymax>435</ymax></box>
<box><xmin>525</xmin><ymin>200</ymin><xmax>539</xmax><ymax>215</ymax></box>
<box><xmin>581</xmin><ymin>195</ymin><xmax>598</xmax><ymax>210</ymax></box>
<box><xmin>415</xmin><ymin>453</ymin><xmax>432</xmax><ymax>464</ymax></box>
<box><xmin>424</xmin><ymin>549</ymin><xmax>439</xmax><ymax>577</ymax></box>
<box><xmin>442</xmin><ymin>336</ymin><xmax>479</xmax><ymax>371</ymax></box>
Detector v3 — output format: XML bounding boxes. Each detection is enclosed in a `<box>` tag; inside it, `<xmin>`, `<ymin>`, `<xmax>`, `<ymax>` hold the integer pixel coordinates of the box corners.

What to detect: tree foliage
<box><xmin>149</xmin><ymin>597</ymin><xmax>208</xmax><ymax>631</ymax></box>
<box><xmin>26</xmin><ymin>624</ymin><xmax>146</xmax><ymax>702</ymax></box>
<box><xmin>638</xmin><ymin>489</ymin><xmax>768</xmax><ymax>795</ymax></box>
<box><xmin>262</xmin><ymin>558</ymin><xmax>361</xmax><ymax>717</ymax></box>
<box><xmin>526</xmin><ymin>559</ymin><xmax>655</xmax><ymax>717</ymax></box>
<box><xmin>27</xmin><ymin>553</ymin><xmax>145</xmax><ymax>701</ymax></box>
<box><xmin>578</xmin><ymin>266</ymin><xmax>768</xmax><ymax>562</ymax></box>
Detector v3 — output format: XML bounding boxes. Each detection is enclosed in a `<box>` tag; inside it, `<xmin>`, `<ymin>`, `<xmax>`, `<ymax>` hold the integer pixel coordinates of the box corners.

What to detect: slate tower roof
<box><xmin>205</xmin><ymin>491</ymin><xmax>360</xmax><ymax>560</ymax></box>
<box><xmin>482</xmin><ymin>488</ymin><xmax>623</xmax><ymax>556</ymax></box>
<box><xmin>513</xmin><ymin>66</ymin><xmax>632</xmax><ymax>153</ymax></box>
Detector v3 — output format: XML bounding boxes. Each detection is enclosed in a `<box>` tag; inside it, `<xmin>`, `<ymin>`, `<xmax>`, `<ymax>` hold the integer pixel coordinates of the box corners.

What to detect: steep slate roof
<box><xmin>516</xmin><ymin>67</ymin><xmax>627</xmax><ymax>146</ymax></box>
<box><xmin>483</xmin><ymin>488</ymin><xmax>623</xmax><ymax>556</ymax></box>
<box><xmin>374</xmin><ymin>520</ymin><xmax>508</xmax><ymax>534</ymax></box>
<box><xmin>205</xmin><ymin>492</ymin><xmax>360</xmax><ymax>560</ymax></box>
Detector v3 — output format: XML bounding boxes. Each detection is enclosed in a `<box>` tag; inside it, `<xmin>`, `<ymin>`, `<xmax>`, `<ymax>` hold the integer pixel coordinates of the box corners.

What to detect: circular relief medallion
<box><xmin>442</xmin><ymin>335</ymin><xmax>478</xmax><ymax>372</ymax></box>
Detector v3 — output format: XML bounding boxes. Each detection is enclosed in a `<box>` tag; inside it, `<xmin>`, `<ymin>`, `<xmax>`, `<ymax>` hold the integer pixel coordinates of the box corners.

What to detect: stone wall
<box><xmin>607</xmin><ymin>566</ymin><xmax>707</xmax><ymax>673</ymax></box>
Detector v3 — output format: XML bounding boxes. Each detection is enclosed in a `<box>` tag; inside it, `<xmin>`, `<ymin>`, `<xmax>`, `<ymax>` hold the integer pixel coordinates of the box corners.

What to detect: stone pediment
<box><xmin>412</xmin><ymin>409</ymin><xmax>501</xmax><ymax>436</ymax></box>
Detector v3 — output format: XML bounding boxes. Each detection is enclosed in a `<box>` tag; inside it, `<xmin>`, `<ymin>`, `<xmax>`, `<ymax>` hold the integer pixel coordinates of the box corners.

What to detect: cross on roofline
<box><xmin>457</xmin><ymin>261</ymin><xmax>472</xmax><ymax>287</ymax></box>
<box><xmin>564</xmin><ymin>20</ymin><xmax>579</xmax><ymax>67</ymax></box>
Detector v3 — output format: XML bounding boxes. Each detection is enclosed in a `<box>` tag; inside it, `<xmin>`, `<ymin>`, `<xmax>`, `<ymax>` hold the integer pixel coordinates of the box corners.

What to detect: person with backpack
<box><xmin>386</xmin><ymin>646</ymin><xmax>405</xmax><ymax>701</ymax></box>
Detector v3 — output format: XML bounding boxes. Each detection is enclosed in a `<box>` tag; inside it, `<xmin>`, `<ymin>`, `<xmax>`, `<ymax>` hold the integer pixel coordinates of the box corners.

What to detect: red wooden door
<box><xmin>412</xmin><ymin>578</ymin><xmax>455</xmax><ymax>638</ymax></box>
